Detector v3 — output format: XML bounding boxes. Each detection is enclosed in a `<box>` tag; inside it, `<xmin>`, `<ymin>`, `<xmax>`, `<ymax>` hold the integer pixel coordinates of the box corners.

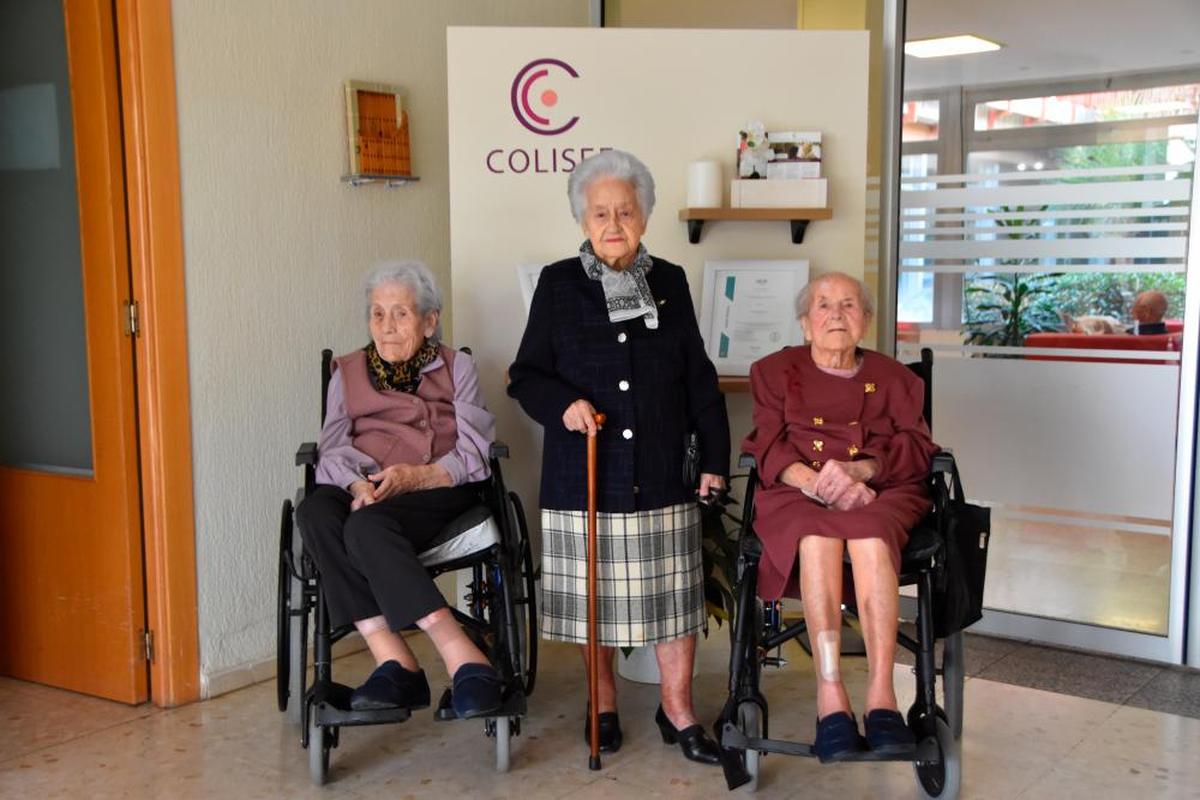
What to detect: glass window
<box><xmin>973</xmin><ymin>83</ymin><xmax>1200</xmax><ymax>132</ymax></box>
<box><xmin>902</xmin><ymin>99</ymin><xmax>940</xmax><ymax>142</ymax></box>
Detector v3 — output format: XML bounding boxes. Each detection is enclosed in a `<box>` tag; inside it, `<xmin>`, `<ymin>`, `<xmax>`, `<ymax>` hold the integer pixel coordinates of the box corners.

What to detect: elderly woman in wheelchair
<box><xmin>741</xmin><ymin>271</ymin><xmax>940</xmax><ymax>763</ymax></box>
<box><xmin>295</xmin><ymin>260</ymin><xmax>502</xmax><ymax>719</ymax></box>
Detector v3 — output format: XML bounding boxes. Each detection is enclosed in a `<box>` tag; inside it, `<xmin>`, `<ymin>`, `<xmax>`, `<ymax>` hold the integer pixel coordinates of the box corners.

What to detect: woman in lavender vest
<box><xmin>296</xmin><ymin>261</ymin><xmax>502</xmax><ymax>719</ymax></box>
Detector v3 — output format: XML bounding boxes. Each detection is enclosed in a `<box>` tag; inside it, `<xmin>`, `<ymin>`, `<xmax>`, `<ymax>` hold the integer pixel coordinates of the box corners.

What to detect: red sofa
<box><xmin>1025</xmin><ymin>321</ymin><xmax>1182</xmax><ymax>364</ymax></box>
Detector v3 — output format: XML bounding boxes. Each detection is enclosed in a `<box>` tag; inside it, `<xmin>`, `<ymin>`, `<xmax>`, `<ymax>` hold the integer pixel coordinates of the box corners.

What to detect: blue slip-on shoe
<box><xmin>813</xmin><ymin>711</ymin><xmax>866</xmax><ymax>763</ymax></box>
<box><xmin>451</xmin><ymin>663</ymin><xmax>503</xmax><ymax>719</ymax></box>
<box><xmin>864</xmin><ymin>708</ymin><xmax>917</xmax><ymax>755</ymax></box>
<box><xmin>349</xmin><ymin>660</ymin><xmax>431</xmax><ymax>711</ymax></box>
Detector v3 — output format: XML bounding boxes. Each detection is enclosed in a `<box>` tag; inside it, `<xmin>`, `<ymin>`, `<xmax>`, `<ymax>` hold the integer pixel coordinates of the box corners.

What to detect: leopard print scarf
<box><xmin>364</xmin><ymin>340</ymin><xmax>439</xmax><ymax>393</ymax></box>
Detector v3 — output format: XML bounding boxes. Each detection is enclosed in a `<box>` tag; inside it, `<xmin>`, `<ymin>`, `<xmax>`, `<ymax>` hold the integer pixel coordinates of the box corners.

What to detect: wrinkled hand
<box><xmin>562</xmin><ymin>399</ymin><xmax>601</xmax><ymax>435</ymax></box>
<box><xmin>812</xmin><ymin>460</ymin><xmax>857</xmax><ymax>506</ymax></box>
<box><xmin>831</xmin><ymin>482</ymin><xmax>876</xmax><ymax>511</ymax></box>
<box><xmin>697</xmin><ymin>473</ymin><xmax>727</xmax><ymax>503</ymax></box>
<box><xmin>349</xmin><ymin>480</ymin><xmax>377</xmax><ymax>511</ymax></box>
<box><xmin>368</xmin><ymin>464</ymin><xmax>419</xmax><ymax>501</ymax></box>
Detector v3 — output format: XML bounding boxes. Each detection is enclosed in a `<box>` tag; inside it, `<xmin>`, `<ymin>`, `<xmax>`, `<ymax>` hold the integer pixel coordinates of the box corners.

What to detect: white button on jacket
<box><xmin>617</xmin><ymin>332</ymin><xmax>627</xmax><ymax>343</ymax></box>
<box><xmin>618</xmin><ymin>380</ymin><xmax>630</xmax><ymax>391</ymax></box>
<box><xmin>622</xmin><ymin>429</ymin><xmax>633</xmax><ymax>440</ymax></box>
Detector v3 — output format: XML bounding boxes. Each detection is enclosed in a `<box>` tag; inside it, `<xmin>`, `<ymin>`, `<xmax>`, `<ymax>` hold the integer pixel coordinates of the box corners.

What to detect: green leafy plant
<box><xmin>962</xmin><ymin>205</ymin><xmax>1063</xmax><ymax>347</ymax></box>
<box><xmin>962</xmin><ymin>272</ymin><xmax>1063</xmax><ymax>346</ymax></box>
<box><xmin>700</xmin><ymin>495</ymin><xmax>742</xmax><ymax>633</ymax></box>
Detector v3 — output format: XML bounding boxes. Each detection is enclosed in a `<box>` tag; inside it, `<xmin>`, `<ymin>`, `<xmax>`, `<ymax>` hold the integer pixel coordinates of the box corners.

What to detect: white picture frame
<box><xmin>699</xmin><ymin>259</ymin><xmax>809</xmax><ymax>376</ymax></box>
<box><xmin>516</xmin><ymin>263</ymin><xmax>546</xmax><ymax>314</ymax></box>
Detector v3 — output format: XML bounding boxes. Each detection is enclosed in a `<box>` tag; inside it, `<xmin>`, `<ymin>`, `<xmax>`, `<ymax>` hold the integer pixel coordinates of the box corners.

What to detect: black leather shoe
<box><xmin>583</xmin><ymin>706</ymin><xmax>623</xmax><ymax>753</ymax></box>
<box><xmin>350</xmin><ymin>660</ymin><xmax>431</xmax><ymax>711</ymax></box>
<box><xmin>451</xmin><ymin>663</ymin><xmax>503</xmax><ymax>719</ymax></box>
<box><xmin>655</xmin><ymin>705</ymin><xmax>721</xmax><ymax>765</ymax></box>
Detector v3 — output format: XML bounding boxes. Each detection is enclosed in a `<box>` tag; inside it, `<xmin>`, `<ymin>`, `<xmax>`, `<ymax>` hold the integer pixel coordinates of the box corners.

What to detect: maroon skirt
<box><xmin>752</xmin><ymin>483</ymin><xmax>931</xmax><ymax>601</ymax></box>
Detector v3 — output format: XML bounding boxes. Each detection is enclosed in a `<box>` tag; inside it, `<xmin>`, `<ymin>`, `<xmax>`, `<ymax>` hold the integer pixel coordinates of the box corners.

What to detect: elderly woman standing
<box><xmin>296</xmin><ymin>261</ymin><xmax>502</xmax><ymax>719</ymax></box>
<box><xmin>742</xmin><ymin>272</ymin><xmax>940</xmax><ymax>762</ymax></box>
<box><xmin>508</xmin><ymin>150</ymin><xmax>729</xmax><ymax>764</ymax></box>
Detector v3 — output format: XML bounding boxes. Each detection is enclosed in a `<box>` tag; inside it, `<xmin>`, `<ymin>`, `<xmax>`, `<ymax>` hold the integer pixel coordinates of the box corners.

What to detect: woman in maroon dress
<box><xmin>741</xmin><ymin>272</ymin><xmax>939</xmax><ymax>762</ymax></box>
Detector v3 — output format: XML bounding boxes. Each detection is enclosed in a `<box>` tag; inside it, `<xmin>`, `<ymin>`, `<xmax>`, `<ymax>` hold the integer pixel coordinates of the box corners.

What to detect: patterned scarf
<box><xmin>364</xmin><ymin>340</ymin><xmax>439</xmax><ymax>393</ymax></box>
<box><xmin>579</xmin><ymin>240</ymin><xmax>659</xmax><ymax>330</ymax></box>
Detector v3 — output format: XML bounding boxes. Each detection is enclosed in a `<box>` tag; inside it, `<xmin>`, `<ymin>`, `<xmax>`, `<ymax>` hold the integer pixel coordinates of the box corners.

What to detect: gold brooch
<box><xmin>848</xmin><ymin>444</ymin><xmax>859</xmax><ymax>456</ymax></box>
<box><xmin>864</xmin><ymin>383</ymin><xmax>876</xmax><ymax>393</ymax></box>
<box><xmin>813</xmin><ymin>416</ymin><xmax>824</xmax><ymax>426</ymax></box>
<box><xmin>811</xmin><ymin>460</ymin><xmax>822</xmax><ymax>469</ymax></box>
<box><xmin>812</xmin><ymin>440</ymin><xmax>824</xmax><ymax>452</ymax></box>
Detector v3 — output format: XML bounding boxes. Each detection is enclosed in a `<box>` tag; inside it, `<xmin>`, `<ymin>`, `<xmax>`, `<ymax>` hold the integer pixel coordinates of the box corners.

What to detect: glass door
<box><xmin>895</xmin><ymin>0</ymin><xmax>1200</xmax><ymax>663</ymax></box>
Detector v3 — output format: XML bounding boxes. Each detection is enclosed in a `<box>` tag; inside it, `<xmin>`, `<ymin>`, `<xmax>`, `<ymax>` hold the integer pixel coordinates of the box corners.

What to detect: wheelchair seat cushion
<box><xmin>417</xmin><ymin>505</ymin><xmax>501</xmax><ymax>567</ymax></box>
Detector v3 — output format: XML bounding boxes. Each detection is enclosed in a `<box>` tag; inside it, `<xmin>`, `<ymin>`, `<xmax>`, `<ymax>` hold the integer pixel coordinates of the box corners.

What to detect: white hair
<box><xmin>363</xmin><ymin>260</ymin><xmax>443</xmax><ymax>343</ymax></box>
<box><xmin>567</xmin><ymin>149</ymin><xmax>656</xmax><ymax>223</ymax></box>
<box><xmin>795</xmin><ymin>272</ymin><xmax>876</xmax><ymax>319</ymax></box>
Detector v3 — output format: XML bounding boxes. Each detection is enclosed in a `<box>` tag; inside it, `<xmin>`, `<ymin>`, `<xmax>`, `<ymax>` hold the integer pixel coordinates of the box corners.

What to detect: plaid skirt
<box><xmin>540</xmin><ymin>502</ymin><xmax>704</xmax><ymax>647</ymax></box>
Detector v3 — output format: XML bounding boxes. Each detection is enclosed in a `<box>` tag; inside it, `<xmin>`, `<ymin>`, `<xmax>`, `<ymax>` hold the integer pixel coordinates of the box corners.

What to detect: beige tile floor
<box><xmin>983</xmin><ymin>518</ymin><xmax>1172</xmax><ymax>635</ymax></box>
<box><xmin>2</xmin><ymin>633</ymin><xmax>1199</xmax><ymax>799</ymax></box>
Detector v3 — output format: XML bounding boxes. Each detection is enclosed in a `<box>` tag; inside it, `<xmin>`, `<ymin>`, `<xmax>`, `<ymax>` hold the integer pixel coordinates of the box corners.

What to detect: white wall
<box><xmin>448</xmin><ymin>27</ymin><xmax>870</xmax><ymax>530</ymax></box>
<box><xmin>170</xmin><ymin>0</ymin><xmax>589</xmax><ymax>696</ymax></box>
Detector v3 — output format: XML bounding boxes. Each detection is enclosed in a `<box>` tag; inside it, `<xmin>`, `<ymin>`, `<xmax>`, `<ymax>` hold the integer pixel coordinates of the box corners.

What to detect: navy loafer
<box><xmin>864</xmin><ymin>709</ymin><xmax>916</xmax><ymax>755</ymax></box>
<box><xmin>813</xmin><ymin>711</ymin><xmax>866</xmax><ymax>763</ymax></box>
<box><xmin>451</xmin><ymin>663</ymin><xmax>503</xmax><ymax>719</ymax></box>
<box><xmin>350</xmin><ymin>660</ymin><xmax>431</xmax><ymax>711</ymax></box>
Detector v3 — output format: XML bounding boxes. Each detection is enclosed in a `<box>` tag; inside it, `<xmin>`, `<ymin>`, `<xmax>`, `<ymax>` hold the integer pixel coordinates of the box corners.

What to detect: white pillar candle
<box><xmin>686</xmin><ymin>160</ymin><xmax>723</xmax><ymax>208</ymax></box>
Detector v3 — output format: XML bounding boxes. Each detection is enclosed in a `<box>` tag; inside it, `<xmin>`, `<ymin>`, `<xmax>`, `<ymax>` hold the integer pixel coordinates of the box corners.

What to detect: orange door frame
<box><xmin>114</xmin><ymin>0</ymin><xmax>200</xmax><ymax>707</ymax></box>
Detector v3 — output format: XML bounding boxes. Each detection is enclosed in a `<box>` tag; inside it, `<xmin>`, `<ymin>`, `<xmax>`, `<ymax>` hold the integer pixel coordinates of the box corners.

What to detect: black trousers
<box><xmin>296</xmin><ymin>483</ymin><xmax>483</xmax><ymax>631</ymax></box>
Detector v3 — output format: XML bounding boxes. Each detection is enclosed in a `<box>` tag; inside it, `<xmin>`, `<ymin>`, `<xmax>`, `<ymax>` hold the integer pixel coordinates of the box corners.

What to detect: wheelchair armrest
<box><xmin>296</xmin><ymin>442</ymin><xmax>318</xmax><ymax>467</ymax></box>
<box><xmin>931</xmin><ymin>450</ymin><xmax>956</xmax><ymax>475</ymax></box>
<box><xmin>489</xmin><ymin>441</ymin><xmax>510</xmax><ymax>459</ymax></box>
<box><xmin>738</xmin><ymin>453</ymin><xmax>757</xmax><ymax>470</ymax></box>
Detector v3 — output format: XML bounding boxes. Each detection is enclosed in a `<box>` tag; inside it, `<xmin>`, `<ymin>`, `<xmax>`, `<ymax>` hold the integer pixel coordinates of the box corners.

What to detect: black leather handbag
<box><xmin>933</xmin><ymin>465</ymin><xmax>991</xmax><ymax>638</ymax></box>
<box><xmin>683</xmin><ymin>431</ymin><xmax>701</xmax><ymax>491</ymax></box>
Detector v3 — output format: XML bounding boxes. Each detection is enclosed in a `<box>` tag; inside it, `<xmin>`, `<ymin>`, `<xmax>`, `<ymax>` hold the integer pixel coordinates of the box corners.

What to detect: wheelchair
<box><xmin>275</xmin><ymin>349</ymin><xmax>538</xmax><ymax>785</ymax></box>
<box><xmin>715</xmin><ymin>348</ymin><xmax>968</xmax><ymax>798</ymax></box>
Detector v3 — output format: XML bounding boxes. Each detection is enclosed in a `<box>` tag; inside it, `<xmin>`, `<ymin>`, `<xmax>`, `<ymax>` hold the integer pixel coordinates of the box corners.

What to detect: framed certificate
<box><xmin>699</xmin><ymin>259</ymin><xmax>809</xmax><ymax>376</ymax></box>
<box><xmin>516</xmin><ymin>263</ymin><xmax>546</xmax><ymax>314</ymax></box>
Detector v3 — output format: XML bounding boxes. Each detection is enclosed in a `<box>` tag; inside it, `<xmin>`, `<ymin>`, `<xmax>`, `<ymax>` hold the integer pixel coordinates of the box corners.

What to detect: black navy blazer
<box><xmin>508</xmin><ymin>255</ymin><xmax>730</xmax><ymax>512</ymax></box>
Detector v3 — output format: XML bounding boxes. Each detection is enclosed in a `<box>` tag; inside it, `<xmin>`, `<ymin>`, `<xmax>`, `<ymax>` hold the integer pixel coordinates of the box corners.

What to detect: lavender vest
<box><xmin>334</xmin><ymin>346</ymin><xmax>458</xmax><ymax>469</ymax></box>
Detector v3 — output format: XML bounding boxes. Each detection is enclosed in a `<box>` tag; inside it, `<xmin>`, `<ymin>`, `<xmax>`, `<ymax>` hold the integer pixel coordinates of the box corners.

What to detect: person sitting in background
<box><xmin>1131</xmin><ymin>290</ymin><xmax>1169</xmax><ymax>335</ymax></box>
<box><xmin>296</xmin><ymin>260</ymin><xmax>502</xmax><ymax>719</ymax></box>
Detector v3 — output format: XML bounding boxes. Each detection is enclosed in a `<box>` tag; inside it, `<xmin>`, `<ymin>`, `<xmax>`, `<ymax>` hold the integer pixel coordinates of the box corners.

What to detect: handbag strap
<box><xmin>950</xmin><ymin>463</ymin><xmax>967</xmax><ymax>506</ymax></box>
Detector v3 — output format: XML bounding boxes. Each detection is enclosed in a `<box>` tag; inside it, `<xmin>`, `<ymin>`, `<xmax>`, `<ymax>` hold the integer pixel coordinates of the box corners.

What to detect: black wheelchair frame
<box><xmin>276</xmin><ymin>349</ymin><xmax>538</xmax><ymax>785</ymax></box>
<box><xmin>714</xmin><ymin>348</ymin><xmax>967</xmax><ymax>798</ymax></box>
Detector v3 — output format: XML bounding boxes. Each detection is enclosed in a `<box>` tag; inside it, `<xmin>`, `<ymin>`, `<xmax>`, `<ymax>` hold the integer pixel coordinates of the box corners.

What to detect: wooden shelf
<box><xmin>341</xmin><ymin>174</ymin><xmax>420</xmax><ymax>188</ymax></box>
<box><xmin>678</xmin><ymin>206</ymin><xmax>832</xmax><ymax>244</ymax></box>
<box><xmin>717</xmin><ymin>375</ymin><xmax>750</xmax><ymax>393</ymax></box>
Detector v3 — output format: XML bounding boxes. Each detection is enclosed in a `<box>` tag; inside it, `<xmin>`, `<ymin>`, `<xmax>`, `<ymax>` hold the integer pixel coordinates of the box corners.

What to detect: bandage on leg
<box><xmin>815</xmin><ymin>630</ymin><xmax>841</xmax><ymax>682</ymax></box>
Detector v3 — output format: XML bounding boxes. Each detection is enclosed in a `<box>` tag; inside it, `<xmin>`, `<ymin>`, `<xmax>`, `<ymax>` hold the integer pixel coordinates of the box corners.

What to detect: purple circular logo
<box><xmin>510</xmin><ymin>58</ymin><xmax>580</xmax><ymax>136</ymax></box>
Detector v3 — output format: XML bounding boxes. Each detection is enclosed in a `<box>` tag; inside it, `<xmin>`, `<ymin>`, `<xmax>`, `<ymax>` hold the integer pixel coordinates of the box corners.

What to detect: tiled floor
<box><xmin>3</xmin><ymin>633</ymin><xmax>1199</xmax><ymax>798</ymax></box>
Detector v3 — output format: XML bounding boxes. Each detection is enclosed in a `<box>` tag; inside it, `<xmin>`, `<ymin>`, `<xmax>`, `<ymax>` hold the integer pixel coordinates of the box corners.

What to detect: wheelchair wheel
<box><xmin>307</xmin><ymin>710</ymin><xmax>331</xmax><ymax>786</ymax></box>
<box><xmin>736</xmin><ymin>701</ymin><xmax>763</xmax><ymax>792</ymax></box>
<box><xmin>507</xmin><ymin>491</ymin><xmax>539</xmax><ymax>696</ymax></box>
<box><xmin>493</xmin><ymin>715</ymin><xmax>511</xmax><ymax>773</ymax></box>
<box><xmin>914</xmin><ymin>716</ymin><xmax>960</xmax><ymax>799</ymax></box>
<box><xmin>277</xmin><ymin>499</ymin><xmax>294</xmax><ymax>713</ymax></box>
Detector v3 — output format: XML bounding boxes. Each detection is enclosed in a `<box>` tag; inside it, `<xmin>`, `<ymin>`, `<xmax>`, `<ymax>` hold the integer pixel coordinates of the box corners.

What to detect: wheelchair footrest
<box><xmin>720</xmin><ymin>721</ymin><xmax>923</xmax><ymax>763</ymax></box>
<box><xmin>312</xmin><ymin>700</ymin><xmax>412</xmax><ymax>728</ymax></box>
<box><xmin>433</xmin><ymin>686</ymin><xmax>528</xmax><ymax>721</ymax></box>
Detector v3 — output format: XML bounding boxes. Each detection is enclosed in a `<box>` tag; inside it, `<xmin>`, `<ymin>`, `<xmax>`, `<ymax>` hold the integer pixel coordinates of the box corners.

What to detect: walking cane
<box><xmin>586</xmin><ymin>412</ymin><xmax>606</xmax><ymax>771</ymax></box>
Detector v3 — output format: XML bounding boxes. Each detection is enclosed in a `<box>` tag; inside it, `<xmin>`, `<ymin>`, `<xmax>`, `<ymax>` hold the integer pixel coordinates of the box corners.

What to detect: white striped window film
<box><xmin>899</xmin><ymin>164</ymin><xmax>1193</xmax><ymax>276</ymax></box>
